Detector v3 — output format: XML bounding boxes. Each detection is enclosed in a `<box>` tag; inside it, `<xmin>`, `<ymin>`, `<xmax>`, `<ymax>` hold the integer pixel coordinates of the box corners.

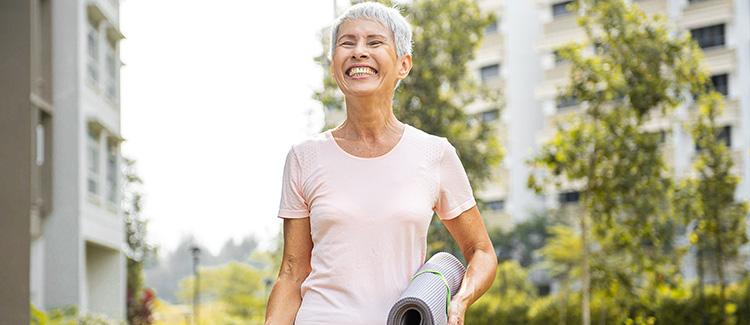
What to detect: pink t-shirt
<box><xmin>277</xmin><ymin>123</ymin><xmax>476</xmax><ymax>325</ymax></box>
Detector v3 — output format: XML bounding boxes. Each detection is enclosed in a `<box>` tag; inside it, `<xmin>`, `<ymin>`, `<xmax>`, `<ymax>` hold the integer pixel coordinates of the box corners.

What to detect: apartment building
<box><xmin>43</xmin><ymin>0</ymin><xmax>126</xmax><ymax>318</ymax></box>
<box><xmin>470</xmin><ymin>0</ymin><xmax>548</xmax><ymax>230</ymax></box>
<box><xmin>1</xmin><ymin>0</ymin><xmax>126</xmax><ymax>320</ymax></box>
<box><xmin>463</xmin><ymin>0</ymin><xmax>750</xmax><ymax>229</ymax></box>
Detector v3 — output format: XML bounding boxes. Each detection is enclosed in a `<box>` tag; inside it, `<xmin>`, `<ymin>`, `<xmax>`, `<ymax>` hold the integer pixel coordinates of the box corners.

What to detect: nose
<box><xmin>351</xmin><ymin>41</ymin><xmax>369</xmax><ymax>59</ymax></box>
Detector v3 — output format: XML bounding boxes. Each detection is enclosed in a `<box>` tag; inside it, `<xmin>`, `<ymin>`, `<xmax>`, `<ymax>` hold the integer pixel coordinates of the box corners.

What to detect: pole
<box><xmin>191</xmin><ymin>246</ymin><xmax>201</xmax><ymax>325</ymax></box>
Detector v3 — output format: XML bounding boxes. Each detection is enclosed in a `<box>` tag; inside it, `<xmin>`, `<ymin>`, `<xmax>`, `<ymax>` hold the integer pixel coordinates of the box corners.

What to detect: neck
<box><xmin>336</xmin><ymin>94</ymin><xmax>403</xmax><ymax>140</ymax></box>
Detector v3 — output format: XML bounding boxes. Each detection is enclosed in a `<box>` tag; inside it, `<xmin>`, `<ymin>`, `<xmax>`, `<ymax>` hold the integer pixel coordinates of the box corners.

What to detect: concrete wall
<box><xmin>0</xmin><ymin>0</ymin><xmax>32</xmax><ymax>322</ymax></box>
<box><xmin>503</xmin><ymin>0</ymin><xmax>546</xmax><ymax>222</ymax></box>
<box><xmin>85</xmin><ymin>242</ymin><xmax>125</xmax><ymax>318</ymax></box>
<box><xmin>44</xmin><ymin>0</ymin><xmax>83</xmax><ymax>310</ymax></box>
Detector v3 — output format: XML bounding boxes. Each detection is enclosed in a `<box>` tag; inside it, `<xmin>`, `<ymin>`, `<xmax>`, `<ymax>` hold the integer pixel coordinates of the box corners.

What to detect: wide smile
<box><xmin>345</xmin><ymin>65</ymin><xmax>378</xmax><ymax>80</ymax></box>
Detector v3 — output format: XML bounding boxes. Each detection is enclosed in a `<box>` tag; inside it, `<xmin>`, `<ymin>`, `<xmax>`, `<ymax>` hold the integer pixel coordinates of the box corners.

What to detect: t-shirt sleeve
<box><xmin>433</xmin><ymin>138</ymin><xmax>477</xmax><ymax>220</ymax></box>
<box><xmin>277</xmin><ymin>146</ymin><xmax>310</xmax><ymax>219</ymax></box>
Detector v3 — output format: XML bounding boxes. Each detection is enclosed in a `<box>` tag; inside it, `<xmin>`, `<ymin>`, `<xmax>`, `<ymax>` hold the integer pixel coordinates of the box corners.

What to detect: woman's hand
<box><xmin>447</xmin><ymin>298</ymin><xmax>468</xmax><ymax>325</ymax></box>
<box><xmin>441</xmin><ymin>205</ymin><xmax>498</xmax><ymax>325</ymax></box>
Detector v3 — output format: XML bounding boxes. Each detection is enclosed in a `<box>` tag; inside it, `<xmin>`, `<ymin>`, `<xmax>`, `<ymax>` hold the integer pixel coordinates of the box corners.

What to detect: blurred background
<box><xmin>1</xmin><ymin>0</ymin><xmax>749</xmax><ymax>324</ymax></box>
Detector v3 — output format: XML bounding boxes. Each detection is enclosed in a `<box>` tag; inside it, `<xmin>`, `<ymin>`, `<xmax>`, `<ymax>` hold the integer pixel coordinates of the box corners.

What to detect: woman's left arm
<box><xmin>441</xmin><ymin>205</ymin><xmax>498</xmax><ymax>325</ymax></box>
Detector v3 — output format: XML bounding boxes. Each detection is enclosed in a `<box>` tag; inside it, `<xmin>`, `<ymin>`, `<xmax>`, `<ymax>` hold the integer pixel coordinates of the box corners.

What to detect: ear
<box><xmin>397</xmin><ymin>54</ymin><xmax>413</xmax><ymax>80</ymax></box>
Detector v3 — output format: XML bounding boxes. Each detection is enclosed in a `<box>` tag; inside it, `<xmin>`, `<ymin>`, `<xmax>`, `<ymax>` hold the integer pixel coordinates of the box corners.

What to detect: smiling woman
<box><xmin>264</xmin><ymin>3</ymin><xmax>498</xmax><ymax>325</ymax></box>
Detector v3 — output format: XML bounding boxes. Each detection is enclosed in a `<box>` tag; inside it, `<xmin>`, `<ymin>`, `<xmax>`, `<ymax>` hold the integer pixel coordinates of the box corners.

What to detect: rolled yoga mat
<box><xmin>387</xmin><ymin>252</ymin><xmax>466</xmax><ymax>325</ymax></box>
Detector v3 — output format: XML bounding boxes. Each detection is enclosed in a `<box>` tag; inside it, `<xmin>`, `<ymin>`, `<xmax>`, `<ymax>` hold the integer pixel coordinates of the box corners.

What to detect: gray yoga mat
<box><xmin>387</xmin><ymin>252</ymin><xmax>466</xmax><ymax>325</ymax></box>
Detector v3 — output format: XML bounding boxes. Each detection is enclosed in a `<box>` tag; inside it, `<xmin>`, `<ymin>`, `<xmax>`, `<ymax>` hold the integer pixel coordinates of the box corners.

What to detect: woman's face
<box><xmin>331</xmin><ymin>19</ymin><xmax>412</xmax><ymax>98</ymax></box>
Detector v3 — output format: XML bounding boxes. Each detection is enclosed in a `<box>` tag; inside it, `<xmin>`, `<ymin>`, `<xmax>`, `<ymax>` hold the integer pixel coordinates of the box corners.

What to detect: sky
<box><xmin>120</xmin><ymin>0</ymin><xmax>338</xmax><ymax>255</ymax></box>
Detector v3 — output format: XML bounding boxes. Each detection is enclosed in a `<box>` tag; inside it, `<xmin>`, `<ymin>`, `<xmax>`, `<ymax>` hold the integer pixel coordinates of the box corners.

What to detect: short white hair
<box><xmin>330</xmin><ymin>2</ymin><xmax>413</xmax><ymax>59</ymax></box>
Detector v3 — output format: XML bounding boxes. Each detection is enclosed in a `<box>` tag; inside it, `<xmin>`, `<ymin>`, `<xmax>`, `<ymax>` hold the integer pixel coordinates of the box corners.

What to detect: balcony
<box><xmin>679</xmin><ymin>0</ymin><xmax>733</xmax><ymax>29</ymax></box>
<box><xmin>702</xmin><ymin>47</ymin><xmax>736</xmax><ymax>74</ymax></box>
<box><xmin>686</xmin><ymin>146</ymin><xmax>744</xmax><ymax>178</ymax></box>
<box><xmin>543</xmin><ymin>61</ymin><xmax>571</xmax><ymax>85</ymax></box>
<box><xmin>687</xmin><ymin>98</ymin><xmax>739</xmax><ymax>124</ymax></box>
<box><xmin>478</xmin><ymin>32</ymin><xmax>505</xmax><ymax>59</ymax></box>
<box><xmin>478</xmin><ymin>165</ymin><xmax>508</xmax><ymax>197</ymax></box>
<box><xmin>540</xmin><ymin>14</ymin><xmax>585</xmax><ymax>50</ymax></box>
<box><xmin>634</xmin><ymin>0</ymin><xmax>668</xmax><ymax>17</ymax></box>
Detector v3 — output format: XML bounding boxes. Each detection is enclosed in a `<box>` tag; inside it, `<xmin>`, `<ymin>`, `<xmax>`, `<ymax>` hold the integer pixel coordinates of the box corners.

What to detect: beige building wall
<box><xmin>0</xmin><ymin>0</ymin><xmax>129</xmax><ymax>317</ymax></box>
<box><xmin>0</xmin><ymin>0</ymin><xmax>33</xmax><ymax>322</ymax></box>
<box><xmin>532</xmin><ymin>0</ymin><xmax>749</xmax><ymax>210</ymax></box>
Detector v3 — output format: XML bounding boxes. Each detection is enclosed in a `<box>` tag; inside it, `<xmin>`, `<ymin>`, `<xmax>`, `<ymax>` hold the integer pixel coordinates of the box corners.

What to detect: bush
<box><xmin>30</xmin><ymin>305</ymin><xmax>124</xmax><ymax>325</ymax></box>
<box><xmin>466</xmin><ymin>261</ymin><xmax>536</xmax><ymax>324</ymax></box>
<box><xmin>468</xmin><ymin>275</ymin><xmax>750</xmax><ymax>324</ymax></box>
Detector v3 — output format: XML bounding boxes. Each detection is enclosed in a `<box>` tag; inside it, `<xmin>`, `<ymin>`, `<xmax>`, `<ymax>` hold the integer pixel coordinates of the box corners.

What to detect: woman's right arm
<box><xmin>264</xmin><ymin>217</ymin><xmax>313</xmax><ymax>325</ymax></box>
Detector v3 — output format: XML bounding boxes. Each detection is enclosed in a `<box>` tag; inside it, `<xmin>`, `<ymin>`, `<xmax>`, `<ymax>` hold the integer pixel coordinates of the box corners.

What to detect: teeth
<box><xmin>348</xmin><ymin>66</ymin><xmax>376</xmax><ymax>77</ymax></box>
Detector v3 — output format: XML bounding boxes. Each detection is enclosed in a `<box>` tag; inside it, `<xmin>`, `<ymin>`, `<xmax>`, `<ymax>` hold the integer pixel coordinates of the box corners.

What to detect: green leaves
<box><xmin>680</xmin><ymin>90</ymin><xmax>749</xmax><ymax>315</ymax></box>
<box><xmin>178</xmin><ymin>262</ymin><xmax>268</xmax><ymax>322</ymax></box>
<box><xmin>528</xmin><ymin>0</ymin><xmax>719</xmax><ymax>320</ymax></box>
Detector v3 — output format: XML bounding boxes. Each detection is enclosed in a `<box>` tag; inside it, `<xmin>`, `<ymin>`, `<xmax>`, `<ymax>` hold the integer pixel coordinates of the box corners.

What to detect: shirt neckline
<box><xmin>326</xmin><ymin>124</ymin><xmax>411</xmax><ymax>161</ymax></box>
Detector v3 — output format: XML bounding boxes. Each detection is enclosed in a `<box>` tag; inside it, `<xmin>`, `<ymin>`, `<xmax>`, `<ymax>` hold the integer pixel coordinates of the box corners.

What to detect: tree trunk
<box><xmin>697</xmin><ymin>246</ymin><xmax>708</xmax><ymax>325</ymax></box>
<box><xmin>581</xmin><ymin>212</ymin><xmax>591</xmax><ymax>325</ymax></box>
<box><xmin>559</xmin><ymin>285</ymin><xmax>568</xmax><ymax>325</ymax></box>
<box><xmin>715</xmin><ymin>225</ymin><xmax>727</xmax><ymax>325</ymax></box>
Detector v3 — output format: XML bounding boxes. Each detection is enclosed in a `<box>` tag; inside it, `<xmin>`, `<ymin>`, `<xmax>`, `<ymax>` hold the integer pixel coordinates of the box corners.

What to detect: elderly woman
<box><xmin>265</xmin><ymin>2</ymin><xmax>497</xmax><ymax>325</ymax></box>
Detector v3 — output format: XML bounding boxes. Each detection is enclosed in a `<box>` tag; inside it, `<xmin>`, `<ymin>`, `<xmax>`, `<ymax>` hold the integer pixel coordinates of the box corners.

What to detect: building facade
<box><xmin>23</xmin><ymin>0</ymin><xmax>127</xmax><ymax>319</ymax></box>
<box><xmin>461</xmin><ymin>0</ymin><xmax>750</xmax><ymax>230</ymax></box>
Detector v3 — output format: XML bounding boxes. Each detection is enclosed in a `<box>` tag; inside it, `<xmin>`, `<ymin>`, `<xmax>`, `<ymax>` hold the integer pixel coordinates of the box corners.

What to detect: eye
<box><xmin>368</xmin><ymin>41</ymin><xmax>383</xmax><ymax>46</ymax></box>
<box><xmin>339</xmin><ymin>41</ymin><xmax>355</xmax><ymax>47</ymax></box>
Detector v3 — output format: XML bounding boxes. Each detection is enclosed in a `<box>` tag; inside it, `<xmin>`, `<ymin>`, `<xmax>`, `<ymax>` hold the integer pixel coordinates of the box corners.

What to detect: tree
<box><xmin>527</xmin><ymin>0</ymin><xmax>706</xmax><ymax>323</ymax></box>
<box><xmin>314</xmin><ymin>0</ymin><xmax>504</xmax><ymax>259</ymax></box>
<box><xmin>490</xmin><ymin>212</ymin><xmax>553</xmax><ymax>267</ymax></box>
<box><xmin>466</xmin><ymin>261</ymin><xmax>537</xmax><ymax>324</ymax></box>
<box><xmin>123</xmin><ymin>158</ymin><xmax>158</xmax><ymax>325</ymax></box>
<box><xmin>676</xmin><ymin>92</ymin><xmax>749</xmax><ymax>324</ymax></box>
<box><xmin>178</xmin><ymin>262</ymin><xmax>269</xmax><ymax>323</ymax></box>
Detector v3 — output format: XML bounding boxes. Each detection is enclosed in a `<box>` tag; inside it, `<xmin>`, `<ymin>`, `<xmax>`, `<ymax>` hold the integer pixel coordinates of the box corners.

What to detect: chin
<box><xmin>344</xmin><ymin>82</ymin><xmax>385</xmax><ymax>97</ymax></box>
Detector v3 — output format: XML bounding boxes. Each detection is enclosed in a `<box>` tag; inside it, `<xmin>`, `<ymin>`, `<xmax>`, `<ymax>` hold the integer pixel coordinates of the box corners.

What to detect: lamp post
<box><xmin>190</xmin><ymin>246</ymin><xmax>201</xmax><ymax>325</ymax></box>
<box><xmin>264</xmin><ymin>277</ymin><xmax>273</xmax><ymax>298</ymax></box>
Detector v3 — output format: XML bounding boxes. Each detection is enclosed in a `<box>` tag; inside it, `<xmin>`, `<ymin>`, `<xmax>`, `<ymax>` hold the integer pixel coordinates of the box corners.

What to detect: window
<box><xmin>552</xmin><ymin>50</ymin><xmax>567</xmax><ymax>64</ymax></box>
<box><xmin>710</xmin><ymin>74</ymin><xmax>728</xmax><ymax>96</ymax></box>
<box><xmin>695</xmin><ymin>126</ymin><xmax>731</xmax><ymax>151</ymax></box>
<box><xmin>537</xmin><ymin>284</ymin><xmax>552</xmax><ymax>296</ymax></box>
<box><xmin>558</xmin><ymin>191</ymin><xmax>580</xmax><ymax>204</ymax></box>
<box><xmin>556</xmin><ymin>94</ymin><xmax>578</xmax><ymax>109</ymax></box>
<box><xmin>552</xmin><ymin>1</ymin><xmax>574</xmax><ymax>17</ymax></box>
<box><xmin>479</xmin><ymin>109</ymin><xmax>499</xmax><ymax>122</ymax></box>
<box><xmin>87</xmin><ymin>21</ymin><xmax>99</xmax><ymax>83</ymax></box>
<box><xmin>651</xmin><ymin>130</ymin><xmax>667</xmax><ymax>144</ymax></box>
<box><xmin>87</xmin><ymin>129</ymin><xmax>100</xmax><ymax>195</ymax></box>
<box><xmin>487</xmin><ymin>200</ymin><xmax>505</xmax><ymax>212</ymax></box>
<box><xmin>593</xmin><ymin>40</ymin><xmax>611</xmax><ymax>54</ymax></box>
<box><xmin>105</xmin><ymin>43</ymin><xmax>118</xmax><ymax>100</ymax></box>
<box><xmin>692</xmin><ymin>74</ymin><xmax>729</xmax><ymax>99</ymax></box>
<box><xmin>717</xmin><ymin>126</ymin><xmax>731</xmax><ymax>148</ymax></box>
<box><xmin>106</xmin><ymin>141</ymin><xmax>118</xmax><ymax>204</ymax></box>
<box><xmin>35</xmin><ymin>124</ymin><xmax>45</xmax><ymax>167</ymax></box>
<box><xmin>480</xmin><ymin>64</ymin><xmax>500</xmax><ymax>82</ymax></box>
<box><xmin>485</xmin><ymin>21</ymin><xmax>498</xmax><ymax>34</ymax></box>
<box><xmin>690</xmin><ymin>24</ymin><xmax>725</xmax><ymax>49</ymax></box>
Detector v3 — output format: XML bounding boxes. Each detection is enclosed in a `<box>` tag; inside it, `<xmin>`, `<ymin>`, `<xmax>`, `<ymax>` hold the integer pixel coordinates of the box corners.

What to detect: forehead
<box><xmin>337</xmin><ymin>19</ymin><xmax>393</xmax><ymax>40</ymax></box>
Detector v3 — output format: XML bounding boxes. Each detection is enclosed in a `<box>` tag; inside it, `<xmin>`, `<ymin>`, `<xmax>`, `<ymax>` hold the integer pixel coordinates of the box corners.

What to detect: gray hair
<box><xmin>330</xmin><ymin>2</ymin><xmax>413</xmax><ymax>59</ymax></box>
